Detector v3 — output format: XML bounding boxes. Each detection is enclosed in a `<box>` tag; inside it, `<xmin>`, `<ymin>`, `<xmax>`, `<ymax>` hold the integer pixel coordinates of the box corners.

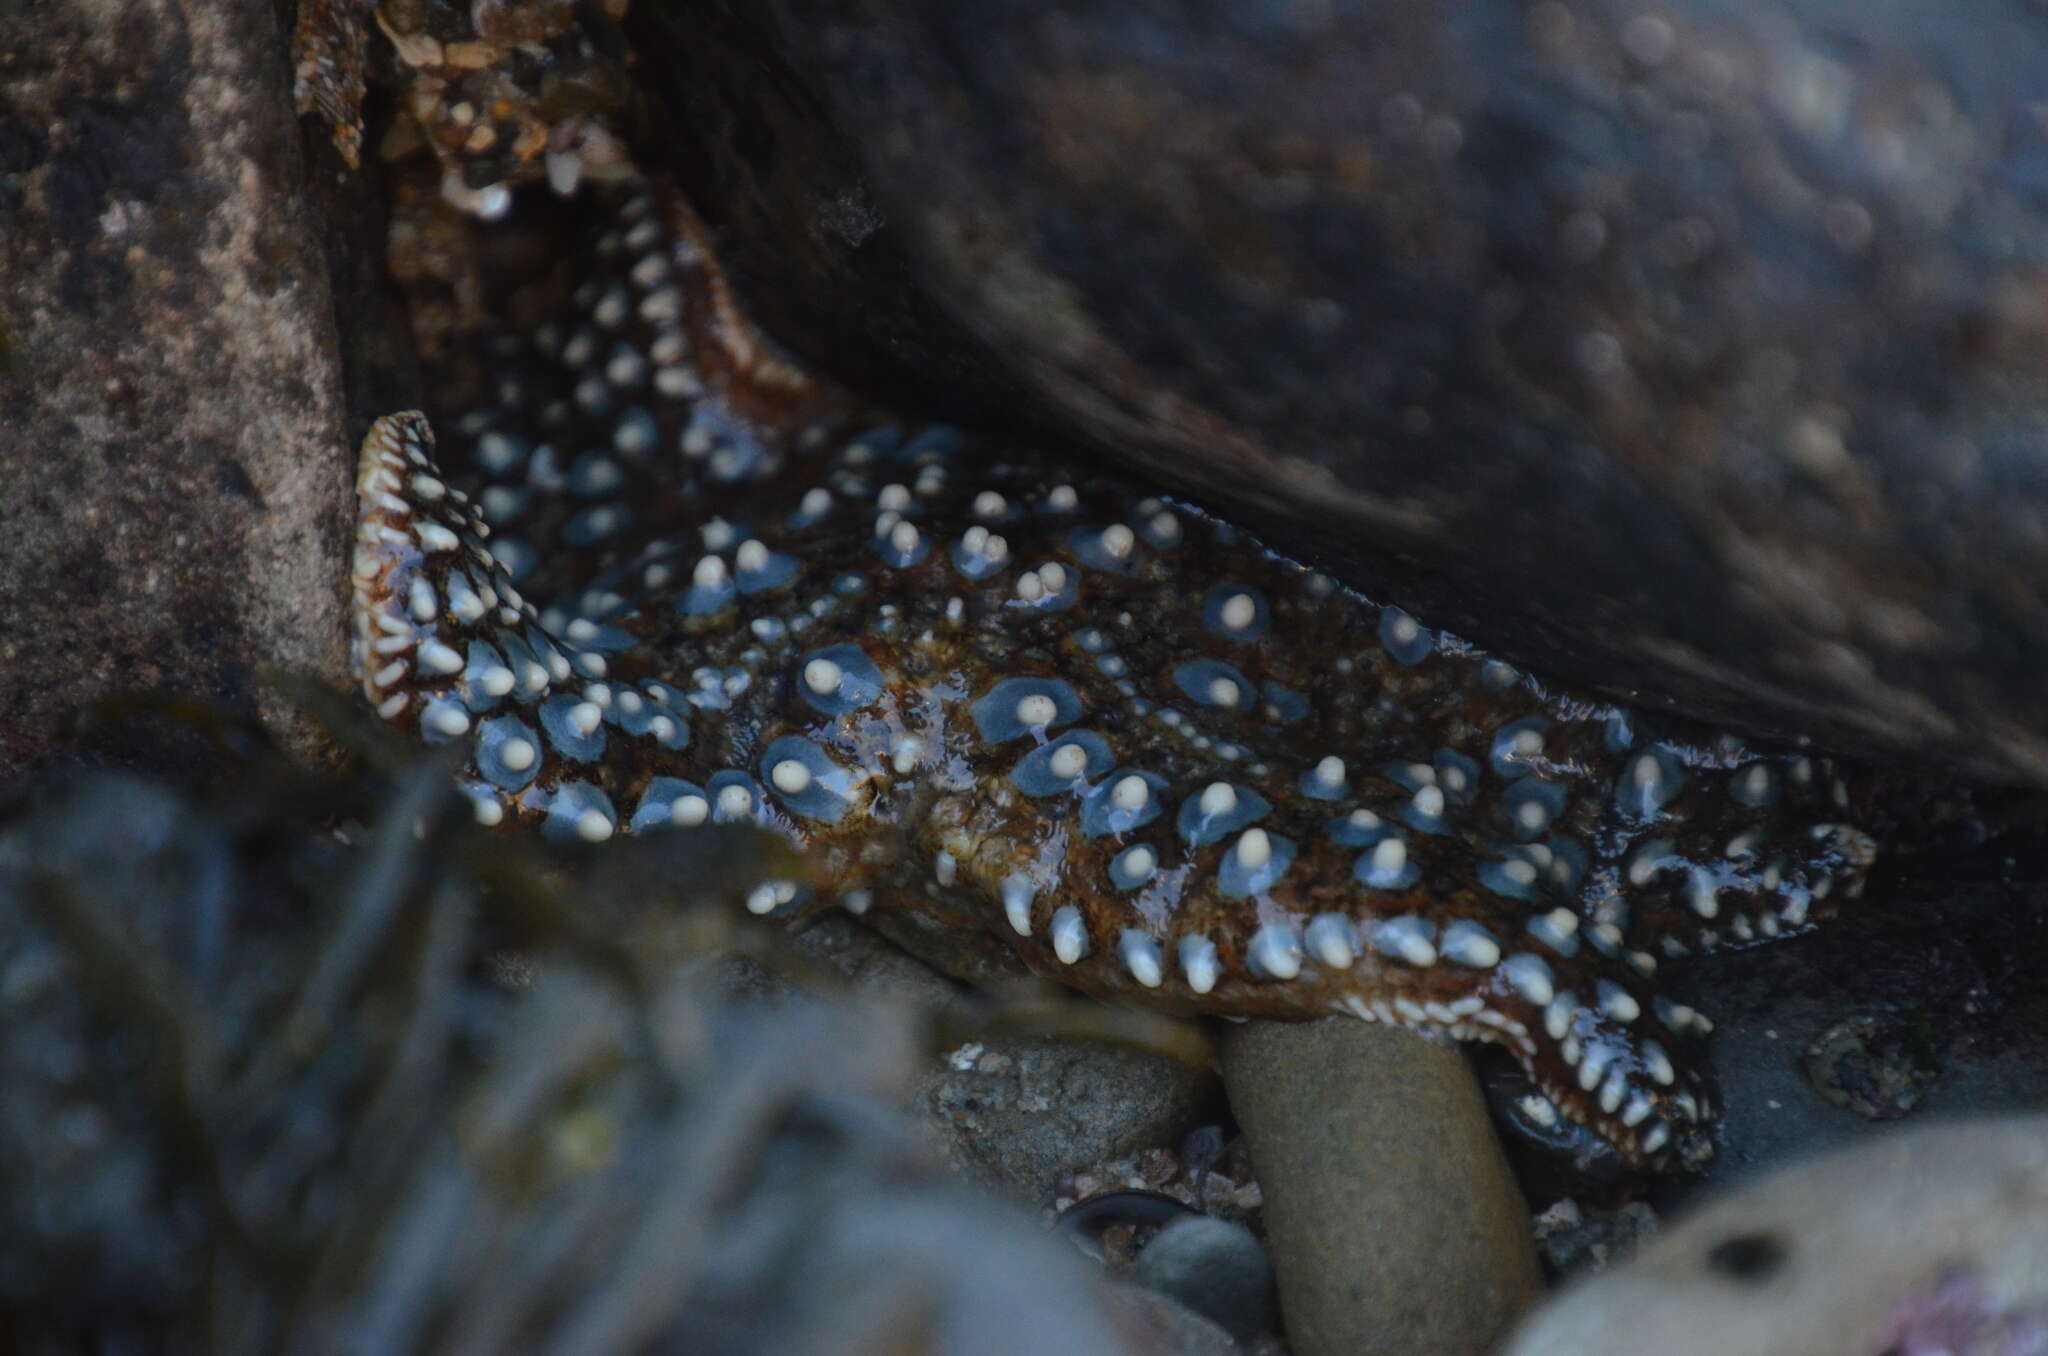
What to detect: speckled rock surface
<box><xmin>1505</xmin><ymin>1115</ymin><xmax>2048</xmax><ymax>1356</ymax></box>
<box><xmin>627</xmin><ymin>0</ymin><xmax>2048</xmax><ymax>787</ymax></box>
<box><xmin>0</xmin><ymin>0</ymin><xmax>360</xmax><ymax>776</ymax></box>
<box><xmin>1221</xmin><ymin>1018</ymin><xmax>1542</xmax><ymax>1356</ymax></box>
<box><xmin>923</xmin><ymin>1034</ymin><xmax>1222</xmax><ymax>1203</ymax></box>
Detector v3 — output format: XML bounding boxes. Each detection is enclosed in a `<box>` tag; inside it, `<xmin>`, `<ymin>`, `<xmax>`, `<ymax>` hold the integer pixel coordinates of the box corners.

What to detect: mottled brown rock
<box><xmin>627</xmin><ymin>0</ymin><xmax>2048</xmax><ymax>787</ymax></box>
<box><xmin>0</xmin><ymin>0</ymin><xmax>357</xmax><ymax>776</ymax></box>
<box><xmin>1221</xmin><ymin>1018</ymin><xmax>1542</xmax><ymax>1356</ymax></box>
<box><xmin>1505</xmin><ymin>1115</ymin><xmax>2048</xmax><ymax>1356</ymax></box>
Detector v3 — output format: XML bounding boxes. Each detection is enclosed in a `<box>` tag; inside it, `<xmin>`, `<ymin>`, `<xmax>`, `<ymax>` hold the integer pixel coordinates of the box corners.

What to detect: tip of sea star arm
<box><xmin>1502</xmin><ymin>960</ymin><xmax>1720</xmax><ymax>1171</ymax></box>
<box><xmin>352</xmin><ymin>410</ymin><xmax>524</xmax><ymax>749</ymax></box>
<box><xmin>352</xmin><ymin>410</ymin><xmax>695</xmax><ymax>840</ymax></box>
<box><xmin>353</xmin><ymin>410</ymin><xmax>508</xmax><ymax>724</ymax></box>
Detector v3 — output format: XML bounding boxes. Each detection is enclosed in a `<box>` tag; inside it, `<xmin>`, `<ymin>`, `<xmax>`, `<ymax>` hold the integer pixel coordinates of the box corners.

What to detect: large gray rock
<box><xmin>0</xmin><ymin>0</ymin><xmax>364</xmax><ymax>777</ymax></box>
<box><xmin>628</xmin><ymin>0</ymin><xmax>2048</xmax><ymax>786</ymax></box>
<box><xmin>1221</xmin><ymin>1018</ymin><xmax>1542</xmax><ymax>1356</ymax></box>
<box><xmin>1505</xmin><ymin>1115</ymin><xmax>2048</xmax><ymax>1356</ymax></box>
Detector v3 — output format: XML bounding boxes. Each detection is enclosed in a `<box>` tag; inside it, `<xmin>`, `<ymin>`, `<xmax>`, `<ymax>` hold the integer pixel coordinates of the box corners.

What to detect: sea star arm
<box><xmin>350</xmin><ymin>180</ymin><xmax>1880</xmax><ymax>1169</ymax></box>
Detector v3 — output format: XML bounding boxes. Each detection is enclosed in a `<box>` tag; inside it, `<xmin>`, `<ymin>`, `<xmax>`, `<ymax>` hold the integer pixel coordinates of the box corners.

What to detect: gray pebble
<box><xmin>1129</xmin><ymin>1213</ymin><xmax>1278</xmax><ymax>1340</ymax></box>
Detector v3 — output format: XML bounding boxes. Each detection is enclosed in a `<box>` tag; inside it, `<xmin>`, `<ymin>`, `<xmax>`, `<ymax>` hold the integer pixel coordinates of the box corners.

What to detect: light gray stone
<box><xmin>1505</xmin><ymin>1115</ymin><xmax>2048</xmax><ymax>1356</ymax></box>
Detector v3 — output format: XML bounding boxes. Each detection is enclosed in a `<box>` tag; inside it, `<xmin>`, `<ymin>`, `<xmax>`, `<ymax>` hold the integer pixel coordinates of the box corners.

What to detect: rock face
<box><xmin>1221</xmin><ymin>1018</ymin><xmax>1543</xmax><ymax>1356</ymax></box>
<box><xmin>1657</xmin><ymin>865</ymin><xmax>2048</xmax><ymax>1192</ymax></box>
<box><xmin>1505</xmin><ymin>1115</ymin><xmax>2048</xmax><ymax>1356</ymax></box>
<box><xmin>628</xmin><ymin>0</ymin><xmax>2048</xmax><ymax>786</ymax></box>
<box><xmin>0</xmin><ymin>0</ymin><xmax>367</xmax><ymax>777</ymax></box>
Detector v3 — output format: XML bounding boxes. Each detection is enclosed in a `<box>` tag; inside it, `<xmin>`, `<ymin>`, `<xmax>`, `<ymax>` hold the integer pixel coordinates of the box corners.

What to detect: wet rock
<box><xmin>1127</xmin><ymin>1213</ymin><xmax>1279</xmax><ymax>1341</ymax></box>
<box><xmin>1221</xmin><ymin>1018</ymin><xmax>1542</xmax><ymax>1355</ymax></box>
<box><xmin>628</xmin><ymin>0</ymin><xmax>2048</xmax><ymax>786</ymax></box>
<box><xmin>707</xmin><ymin>914</ymin><xmax>1225</xmax><ymax>1216</ymax></box>
<box><xmin>0</xmin><ymin>0</ymin><xmax>384</xmax><ymax>777</ymax></box>
<box><xmin>1658</xmin><ymin>867</ymin><xmax>2048</xmax><ymax>1194</ymax></box>
<box><xmin>1532</xmin><ymin>1198</ymin><xmax>1662</xmax><ymax>1281</ymax></box>
<box><xmin>1799</xmin><ymin>1013</ymin><xmax>1940</xmax><ymax>1121</ymax></box>
<box><xmin>921</xmin><ymin>1034</ymin><xmax>1221</xmax><ymax>1202</ymax></box>
<box><xmin>1505</xmin><ymin>1115</ymin><xmax>2048</xmax><ymax>1356</ymax></box>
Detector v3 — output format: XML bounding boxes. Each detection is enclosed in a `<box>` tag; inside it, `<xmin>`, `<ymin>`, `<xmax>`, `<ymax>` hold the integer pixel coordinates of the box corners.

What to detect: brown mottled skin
<box><xmin>352</xmin><ymin>179</ymin><xmax>1880</xmax><ymax>1169</ymax></box>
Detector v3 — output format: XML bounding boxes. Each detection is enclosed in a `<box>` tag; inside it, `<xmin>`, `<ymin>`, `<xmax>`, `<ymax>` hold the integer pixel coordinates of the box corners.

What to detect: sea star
<box><xmin>350</xmin><ymin>176</ymin><xmax>1880</xmax><ymax>1170</ymax></box>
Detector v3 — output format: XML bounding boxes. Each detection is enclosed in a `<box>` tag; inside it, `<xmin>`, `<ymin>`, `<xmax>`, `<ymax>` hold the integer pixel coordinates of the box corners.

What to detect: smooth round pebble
<box><xmin>1128</xmin><ymin>1213</ymin><xmax>1278</xmax><ymax>1340</ymax></box>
